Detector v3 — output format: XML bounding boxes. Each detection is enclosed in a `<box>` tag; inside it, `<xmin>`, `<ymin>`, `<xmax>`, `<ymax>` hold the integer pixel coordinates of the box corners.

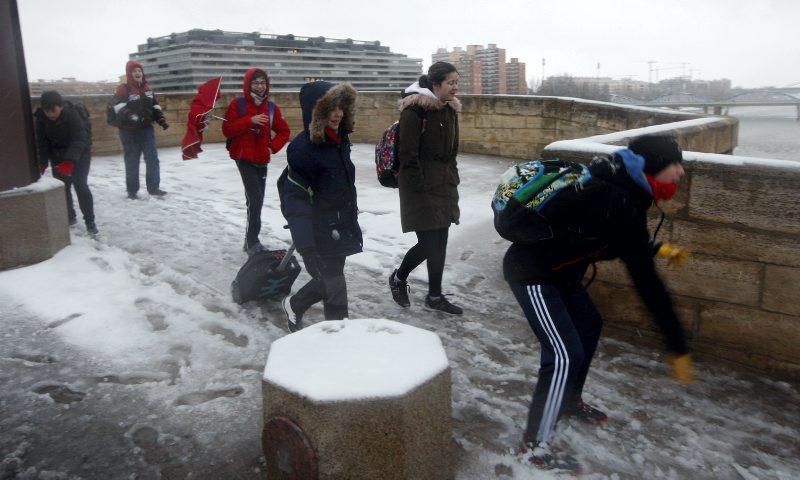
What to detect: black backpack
<box><xmin>225</xmin><ymin>97</ymin><xmax>275</xmax><ymax>151</ymax></box>
<box><xmin>230</xmin><ymin>249</ymin><xmax>301</xmax><ymax>304</ymax></box>
<box><xmin>66</xmin><ymin>101</ymin><xmax>92</xmax><ymax>145</ymax></box>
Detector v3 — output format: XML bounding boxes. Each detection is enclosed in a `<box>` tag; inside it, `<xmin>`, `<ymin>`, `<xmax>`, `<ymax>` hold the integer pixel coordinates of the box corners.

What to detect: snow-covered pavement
<box><xmin>1</xmin><ymin>143</ymin><xmax>798</xmax><ymax>479</ymax></box>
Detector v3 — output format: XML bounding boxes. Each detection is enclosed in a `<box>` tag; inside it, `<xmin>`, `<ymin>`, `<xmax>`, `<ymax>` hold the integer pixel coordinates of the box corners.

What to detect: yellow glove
<box><xmin>667</xmin><ymin>354</ymin><xmax>696</xmax><ymax>385</ymax></box>
<box><xmin>657</xmin><ymin>243</ymin><xmax>689</xmax><ymax>267</ymax></box>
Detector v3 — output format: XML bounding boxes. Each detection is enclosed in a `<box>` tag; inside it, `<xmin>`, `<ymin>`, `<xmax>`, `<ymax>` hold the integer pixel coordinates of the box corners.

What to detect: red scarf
<box><xmin>645</xmin><ymin>174</ymin><xmax>678</xmax><ymax>203</ymax></box>
<box><xmin>325</xmin><ymin>127</ymin><xmax>341</xmax><ymax>144</ymax></box>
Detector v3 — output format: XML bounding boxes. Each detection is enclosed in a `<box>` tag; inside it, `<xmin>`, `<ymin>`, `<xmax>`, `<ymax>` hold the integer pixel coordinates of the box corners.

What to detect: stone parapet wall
<box><xmin>546</xmin><ymin>138</ymin><xmax>800</xmax><ymax>381</ymax></box>
<box><xmin>54</xmin><ymin>92</ymin><xmax>736</xmax><ymax>159</ymax></box>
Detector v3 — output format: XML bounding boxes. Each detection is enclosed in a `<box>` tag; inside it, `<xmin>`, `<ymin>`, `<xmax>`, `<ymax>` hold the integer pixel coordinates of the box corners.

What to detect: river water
<box><xmin>728</xmin><ymin>105</ymin><xmax>800</xmax><ymax>161</ymax></box>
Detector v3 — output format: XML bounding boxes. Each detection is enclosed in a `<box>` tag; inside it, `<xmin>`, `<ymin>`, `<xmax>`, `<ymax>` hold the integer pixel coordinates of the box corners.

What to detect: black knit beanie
<box><xmin>628</xmin><ymin>135</ymin><xmax>683</xmax><ymax>175</ymax></box>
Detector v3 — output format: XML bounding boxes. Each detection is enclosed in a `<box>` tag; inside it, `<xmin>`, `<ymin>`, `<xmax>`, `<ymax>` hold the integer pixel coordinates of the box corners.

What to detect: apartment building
<box><xmin>131</xmin><ymin>29</ymin><xmax>422</xmax><ymax>92</ymax></box>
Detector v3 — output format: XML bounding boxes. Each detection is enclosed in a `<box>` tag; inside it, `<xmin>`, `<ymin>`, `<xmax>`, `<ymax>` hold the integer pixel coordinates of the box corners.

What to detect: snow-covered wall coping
<box><xmin>263</xmin><ymin>319</ymin><xmax>449</xmax><ymax>402</ymax></box>
<box><xmin>0</xmin><ymin>176</ymin><xmax>62</xmax><ymax>197</ymax></box>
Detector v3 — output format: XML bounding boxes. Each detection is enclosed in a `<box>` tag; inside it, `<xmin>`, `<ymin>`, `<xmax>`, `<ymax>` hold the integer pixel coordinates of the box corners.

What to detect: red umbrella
<box><xmin>181</xmin><ymin>76</ymin><xmax>223</xmax><ymax>160</ymax></box>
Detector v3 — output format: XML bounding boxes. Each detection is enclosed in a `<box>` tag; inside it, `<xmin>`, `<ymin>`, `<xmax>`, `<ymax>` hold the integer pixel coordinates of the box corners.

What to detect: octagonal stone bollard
<box><xmin>262</xmin><ymin>319</ymin><xmax>453</xmax><ymax>480</ymax></box>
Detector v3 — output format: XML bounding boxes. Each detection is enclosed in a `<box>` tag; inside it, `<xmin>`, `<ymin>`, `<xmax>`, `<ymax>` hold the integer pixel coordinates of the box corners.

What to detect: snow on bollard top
<box><xmin>263</xmin><ymin>319</ymin><xmax>449</xmax><ymax>402</ymax></box>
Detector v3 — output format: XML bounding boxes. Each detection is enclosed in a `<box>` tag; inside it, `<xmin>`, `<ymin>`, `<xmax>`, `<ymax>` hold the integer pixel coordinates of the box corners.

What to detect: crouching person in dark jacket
<box><xmin>280</xmin><ymin>81</ymin><xmax>361</xmax><ymax>332</ymax></box>
<box><xmin>506</xmin><ymin>135</ymin><xmax>695</xmax><ymax>472</ymax></box>
<box><xmin>34</xmin><ymin>90</ymin><xmax>97</xmax><ymax>235</ymax></box>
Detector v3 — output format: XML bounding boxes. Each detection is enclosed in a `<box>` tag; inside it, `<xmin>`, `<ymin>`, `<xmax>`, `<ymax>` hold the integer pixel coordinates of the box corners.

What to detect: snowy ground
<box><xmin>1</xmin><ymin>143</ymin><xmax>798</xmax><ymax>480</ymax></box>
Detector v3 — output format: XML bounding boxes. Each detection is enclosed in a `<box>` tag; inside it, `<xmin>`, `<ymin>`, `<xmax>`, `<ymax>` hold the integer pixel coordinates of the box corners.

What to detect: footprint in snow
<box><xmin>134</xmin><ymin>297</ymin><xmax>171</xmax><ymax>331</ymax></box>
<box><xmin>174</xmin><ymin>386</ymin><xmax>244</xmax><ymax>406</ymax></box>
<box><xmin>8</xmin><ymin>352</ymin><xmax>57</xmax><ymax>364</ymax></box>
<box><xmin>47</xmin><ymin>312</ymin><xmax>83</xmax><ymax>329</ymax></box>
<box><xmin>33</xmin><ymin>383</ymin><xmax>86</xmax><ymax>404</ymax></box>
<box><xmin>89</xmin><ymin>256</ymin><xmax>114</xmax><ymax>272</ymax></box>
<box><xmin>202</xmin><ymin>323</ymin><xmax>249</xmax><ymax>347</ymax></box>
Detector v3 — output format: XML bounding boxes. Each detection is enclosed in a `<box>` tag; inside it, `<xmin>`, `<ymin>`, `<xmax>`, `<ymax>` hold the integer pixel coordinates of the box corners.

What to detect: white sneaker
<box><xmin>283</xmin><ymin>296</ymin><xmax>301</xmax><ymax>333</ymax></box>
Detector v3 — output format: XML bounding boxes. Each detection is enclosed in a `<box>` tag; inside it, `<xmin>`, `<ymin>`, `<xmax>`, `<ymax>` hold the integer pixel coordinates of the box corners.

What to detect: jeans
<box><xmin>53</xmin><ymin>153</ymin><xmax>94</xmax><ymax>224</ymax></box>
<box><xmin>119</xmin><ymin>126</ymin><xmax>160</xmax><ymax>194</ymax></box>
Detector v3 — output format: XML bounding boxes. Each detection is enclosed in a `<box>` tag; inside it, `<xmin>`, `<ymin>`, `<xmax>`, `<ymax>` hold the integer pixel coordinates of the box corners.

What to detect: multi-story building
<box><xmin>432</xmin><ymin>44</ymin><xmax>525</xmax><ymax>95</ymax></box>
<box><xmin>505</xmin><ymin>58</ymin><xmax>527</xmax><ymax>95</ymax></box>
<box><xmin>131</xmin><ymin>29</ymin><xmax>422</xmax><ymax>93</ymax></box>
<box><xmin>29</xmin><ymin>78</ymin><xmax>119</xmax><ymax>97</ymax></box>
<box><xmin>471</xmin><ymin>44</ymin><xmax>507</xmax><ymax>95</ymax></box>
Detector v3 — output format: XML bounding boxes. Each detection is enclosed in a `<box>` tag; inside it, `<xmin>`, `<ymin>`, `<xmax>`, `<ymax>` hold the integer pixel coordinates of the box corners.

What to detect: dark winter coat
<box><xmin>34</xmin><ymin>101</ymin><xmax>91</xmax><ymax>169</ymax></box>
<box><xmin>222</xmin><ymin>68</ymin><xmax>291</xmax><ymax>165</ymax></box>
<box><xmin>109</xmin><ymin>60</ymin><xmax>166</xmax><ymax>130</ymax></box>
<box><xmin>502</xmin><ymin>149</ymin><xmax>688</xmax><ymax>355</ymax></box>
<box><xmin>281</xmin><ymin>81</ymin><xmax>362</xmax><ymax>258</ymax></box>
<box><xmin>397</xmin><ymin>91</ymin><xmax>461</xmax><ymax>233</ymax></box>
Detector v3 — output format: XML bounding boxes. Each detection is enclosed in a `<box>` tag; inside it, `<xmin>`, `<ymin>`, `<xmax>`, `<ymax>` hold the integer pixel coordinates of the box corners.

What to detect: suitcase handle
<box><xmin>276</xmin><ymin>243</ymin><xmax>296</xmax><ymax>272</ymax></box>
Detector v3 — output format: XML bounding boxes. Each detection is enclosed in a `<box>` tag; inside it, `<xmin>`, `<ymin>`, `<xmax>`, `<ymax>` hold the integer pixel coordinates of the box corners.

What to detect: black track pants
<box><xmin>509</xmin><ymin>282</ymin><xmax>603</xmax><ymax>443</ymax></box>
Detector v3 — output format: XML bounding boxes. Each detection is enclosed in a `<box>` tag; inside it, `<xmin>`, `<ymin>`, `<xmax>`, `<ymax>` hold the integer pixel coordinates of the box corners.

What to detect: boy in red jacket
<box><xmin>109</xmin><ymin>60</ymin><xmax>169</xmax><ymax>199</ymax></box>
<box><xmin>223</xmin><ymin>68</ymin><xmax>291</xmax><ymax>255</ymax></box>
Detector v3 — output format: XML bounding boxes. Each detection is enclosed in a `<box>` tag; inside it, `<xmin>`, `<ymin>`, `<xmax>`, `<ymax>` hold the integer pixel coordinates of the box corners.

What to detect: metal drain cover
<box><xmin>262</xmin><ymin>416</ymin><xmax>318</xmax><ymax>479</ymax></box>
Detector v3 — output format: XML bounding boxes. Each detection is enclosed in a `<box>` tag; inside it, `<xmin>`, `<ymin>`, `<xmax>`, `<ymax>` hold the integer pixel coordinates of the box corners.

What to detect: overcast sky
<box><xmin>16</xmin><ymin>0</ymin><xmax>800</xmax><ymax>89</ymax></box>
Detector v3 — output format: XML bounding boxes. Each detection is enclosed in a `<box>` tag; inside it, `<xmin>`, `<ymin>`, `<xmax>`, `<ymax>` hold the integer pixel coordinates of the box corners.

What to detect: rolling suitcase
<box><xmin>231</xmin><ymin>244</ymin><xmax>301</xmax><ymax>304</ymax></box>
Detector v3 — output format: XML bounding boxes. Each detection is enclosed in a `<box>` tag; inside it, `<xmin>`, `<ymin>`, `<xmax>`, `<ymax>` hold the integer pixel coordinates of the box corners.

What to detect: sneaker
<box><xmin>519</xmin><ymin>441</ymin><xmax>583</xmax><ymax>475</ymax></box>
<box><xmin>564</xmin><ymin>398</ymin><xmax>608</xmax><ymax>426</ymax></box>
<box><xmin>283</xmin><ymin>296</ymin><xmax>303</xmax><ymax>333</ymax></box>
<box><xmin>425</xmin><ymin>294</ymin><xmax>463</xmax><ymax>315</ymax></box>
<box><xmin>127</xmin><ymin>192</ymin><xmax>138</xmax><ymax>200</ymax></box>
<box><xmin>388</xmin><ymin>270</ymin><xmax>410</xmax><ymax>307</ymax></box>
<box><xmin>148</xmin><ymin>188</ymin><xmax>167</xmax><ymax>196</ymax></box>
<box><xmin>85</xmin><ymin>221</ymin><xmax>99</xmax><ymax>235</ymax></box>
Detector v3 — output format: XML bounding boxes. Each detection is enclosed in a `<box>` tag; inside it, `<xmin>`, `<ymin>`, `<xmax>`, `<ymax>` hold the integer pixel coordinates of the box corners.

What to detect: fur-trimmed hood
<box><xmin>299</xmin><ymin>81</ymin><xmax>357</xmax><ymax>144</ymax></box>
<box><xmin>398</xmin><ymin>82</ymin><xmax>462</xmax><ymax>113</ymax></box>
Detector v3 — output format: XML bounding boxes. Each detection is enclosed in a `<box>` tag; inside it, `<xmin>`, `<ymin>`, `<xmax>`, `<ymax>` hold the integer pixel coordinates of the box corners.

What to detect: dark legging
<box><xmin>396</xmin><ymin>227</ymin><xmax>449</xmax><ymax>296</ymax></box>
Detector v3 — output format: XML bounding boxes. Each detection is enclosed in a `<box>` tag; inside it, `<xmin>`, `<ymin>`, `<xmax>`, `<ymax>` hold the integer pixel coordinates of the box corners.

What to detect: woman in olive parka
<box><xmin>389</xmin><ymin>62</ymin><xmax>463</xmax><ymax>315</ymax></box>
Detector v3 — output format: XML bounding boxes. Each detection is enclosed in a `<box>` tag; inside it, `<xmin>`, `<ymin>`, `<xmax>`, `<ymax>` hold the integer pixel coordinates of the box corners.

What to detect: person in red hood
<box><xmin>223</xmin><ymin>68</ymin><xmax>291</xmax><ymax>255</ymax></box>
<box><xmin>108</xmin><ymin>60</ymin><xmax>169</xmax><ymax>199</ymax></box>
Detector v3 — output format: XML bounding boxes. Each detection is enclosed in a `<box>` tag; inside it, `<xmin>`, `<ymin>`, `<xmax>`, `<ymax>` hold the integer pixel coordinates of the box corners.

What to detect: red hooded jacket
<box><xmin>109</xmin><ymin>60</ymin><xmax>166</xmax><ymax>129</ymax></box>
<box><xmin>222</xmin><ymin>68</ymin><xmax>291</xmax><ymax>165</ymax></box>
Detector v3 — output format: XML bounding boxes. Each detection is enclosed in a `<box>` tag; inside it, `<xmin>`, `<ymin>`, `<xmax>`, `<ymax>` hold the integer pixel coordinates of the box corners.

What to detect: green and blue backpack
<box><xmin>492</xmin><ymin>159</ymin><xmax>591</xmax><ymax>243</ymax></box>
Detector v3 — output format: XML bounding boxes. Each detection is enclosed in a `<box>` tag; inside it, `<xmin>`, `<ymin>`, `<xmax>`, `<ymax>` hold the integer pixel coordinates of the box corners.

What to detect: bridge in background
<box><xmin>611</xmin><ymin>90</ymin><xmax>800</xmax><ymax>119</ymax></box>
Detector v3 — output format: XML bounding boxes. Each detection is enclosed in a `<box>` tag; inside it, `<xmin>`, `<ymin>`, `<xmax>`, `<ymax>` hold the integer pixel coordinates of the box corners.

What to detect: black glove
<box><xmin>157</xmin><ymin>118</ymin><xmax>169</xmax><ymax>130</ymax></box>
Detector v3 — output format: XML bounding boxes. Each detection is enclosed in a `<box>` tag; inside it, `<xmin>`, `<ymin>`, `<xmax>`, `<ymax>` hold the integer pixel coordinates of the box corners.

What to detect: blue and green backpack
<box><xmin>492</xmin><ymin>159</ymin><xmax>591</xmax><ymax>243</ymax></box>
